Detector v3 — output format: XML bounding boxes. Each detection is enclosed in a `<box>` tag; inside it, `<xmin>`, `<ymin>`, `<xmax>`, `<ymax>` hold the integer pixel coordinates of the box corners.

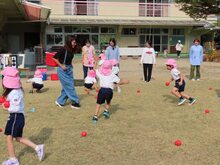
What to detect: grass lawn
<box><xmin>0</xmin><ymin>58</ymin><xmax>220</xmax><ymax>165</ymax></box>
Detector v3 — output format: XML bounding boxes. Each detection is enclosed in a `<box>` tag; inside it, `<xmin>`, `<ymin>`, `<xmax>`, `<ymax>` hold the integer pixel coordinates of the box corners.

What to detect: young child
<box><xmin>84</xmin><ymin>69</ymin><xmax>97</xmax><ymax>94</ymax></box>
<box><xmin>165</xmin><ymin>59</ymin><xmax>196</xmax><ymax>106</ymax></box>
<box><xmin>1</xmin><ymin>67</ymin><xmax>44</xmax><ymax>165</ymax></box>
<box><xmin>92</xmin><ymin>60</ymin><xmax>121</xmax><ymax>123</ymax></box>
<box><xmin>27</xmin><ymin>70</ymin><xmax>44</xmax><ymax>93</ymax></box>
<box><xmin>110</xmin><ymin>59</ymin><xmax>121</xmax><ymax>93</ymax></box>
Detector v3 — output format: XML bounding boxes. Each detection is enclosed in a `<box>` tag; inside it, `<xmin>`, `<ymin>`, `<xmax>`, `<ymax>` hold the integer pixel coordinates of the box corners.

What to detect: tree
<box><xmin>175</xmin><ymin>0</ymin><xmax>220</xmax><ymax>20</ymax></box>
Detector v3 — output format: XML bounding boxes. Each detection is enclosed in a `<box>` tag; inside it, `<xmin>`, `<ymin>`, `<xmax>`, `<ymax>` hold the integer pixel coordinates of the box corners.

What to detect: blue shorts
<box><xmin>5</xmin><ymin>113</ymin><xmax>25</xmax><ymax>138</ymax></box>
<box><xmin>32</xmin><ymin>82</ymin><xmax>44</xmax><ymax>90</ymax></box>
<box><xmin>97</xmin><ymin>88</ymin><xmax>113</xmax><ymax>104</ymax></box>
<box><xmin>84</xmin><ymin>83</ymin><xmax>93</xmax><ymax>89</ymax></box>
<box><xmin>175</xmin><ymin>79</ymin><xmax>185</xmax><ymax>92</ymax></box>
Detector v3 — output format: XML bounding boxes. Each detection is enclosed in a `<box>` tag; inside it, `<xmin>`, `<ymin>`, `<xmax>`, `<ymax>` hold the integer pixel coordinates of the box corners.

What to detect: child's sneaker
<box><xmin>2</xmin><ymin>158</ymin><xmax>19</xmax><ymax>165</ymax></box>
<box><xmin>189</xmin><ymin>98</ymin><xmax>196</xmax><ymax>105</ymax></box>
<box><xmin>177</xmin><ymin>98</ymin><xmax>186</xmax><ymax>106</ymax></box>
<box><xmin>92</xmin><ymin>116</ymin><xmax>98</xmax><ymax>123</ymax></box>
<box><xmin>103</xmin><ymin>110</ymin><xmax>110</xmax><ymax>118</ymax></box>
<box><xmin>117</xmin><ymin>86</ymin><xmax>121</xmax><ymax>93</ymax></box>
<box><xmin>36</xmin><ymin>144</ymin><xmax>44</xmax><ymax>161</ymax></box>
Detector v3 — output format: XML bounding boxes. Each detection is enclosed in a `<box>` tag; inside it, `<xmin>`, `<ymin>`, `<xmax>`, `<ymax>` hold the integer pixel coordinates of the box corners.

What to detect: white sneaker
<box><xmin>36</xmin><ymin>144</ymin><xmax>44</xmax><ymax>161</ymax></box>
<box><xmin>117</xmin><ymin>87</ymin><xmax>121</xmax><ymax>93</ymax></box>
<box><xmin>196</xmin><ymin>79</ymin><xmax>200</xmax><ymax>81</ymax></box>
<box><xmin>191</xmin><ymin>78</ymin><xmax>195</xmax><ymax>81</ymax></box>
<box><xmin>2</xmin><ymin>158</ymin><xmax>19</xmax><ymax>165</ymax></box>
<box><xmin>55</xmin><ymin>101</ymin><xmax>63</xmax><ymax>108</ymax></box>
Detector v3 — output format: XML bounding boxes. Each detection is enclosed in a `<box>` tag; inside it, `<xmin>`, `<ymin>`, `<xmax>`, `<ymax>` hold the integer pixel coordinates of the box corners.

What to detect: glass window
<box><xmin>54</xmin><ymin>27</ymin><xmax>62</xmax><ymax>33</ymax></box>
<box><xmin>47</xmin><ymin>35</ymin><xmax>54</xmax><ymax>45</ymax></box>
<box><xmin>101</xmin><ymin>28</ymin><xmax>108</xmax><ymax>33</ymax></box>
<box><xmin>161</xmin><ymin>28</ymin><xmax>168</xmax><ymax>34</ymax></box>
<box><xmin>153</xmin><ymin>35</ymin><xmax>160</xmax><ymax>44</ymax></box>
<box><xmin>54</xmin><ymin>35</ymin><xmax>63</xmax><ymax>44</ymax></box>
<box><xmin>91</xmin><ymin>27</ymin><xmax>99</xmax><ymax>33</ymax></box>
<box><xmin>162</xmin><ymin>36</ymin><xmax>168</xmax><ymax>44</ymax></box>
<box><xmin>153</xmin><ymin>29</ymin><xmax>160</xmax><ymax>34</ymax></box>
<box><xmin>122</xmin><ymin>28</ymin><xmax>137</xmax><ymax>35</ymax></box>
<box><xmin>109</xmin><ymin>28</ymin><xmax>115</xmax><ymax>33</ymax></box>
<box><xmin>64</xmin><ymin>26</ymin><xmax>72</xmax><ymax>33</ymax></box>
<box><xmin>173</xmin><ymin>29</ymin><xmax>184</xmax><ymax>35</ymax></box>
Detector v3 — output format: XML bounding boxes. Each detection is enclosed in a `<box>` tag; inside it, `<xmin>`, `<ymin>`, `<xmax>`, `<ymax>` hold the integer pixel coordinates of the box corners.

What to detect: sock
<box><xmin>104</xmin><ymin>109</ymin><xmax>109</xmax><ymax>112</ymax></box>
<box><xmin>35</xmin><ymin>145</ymin><xmax>39</xmax><ymax>151</ymax></box>
<box><xmin>9</xmin><ymin>157</ymin><xmax>18</xmax><ymax>161</ymax></box>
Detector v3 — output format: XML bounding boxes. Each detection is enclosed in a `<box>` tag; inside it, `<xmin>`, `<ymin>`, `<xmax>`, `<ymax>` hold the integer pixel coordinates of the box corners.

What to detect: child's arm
<box><xmin>179</xmin><ymin>73</ymin><xmax>184</xmax><ymax>85</ymax></box>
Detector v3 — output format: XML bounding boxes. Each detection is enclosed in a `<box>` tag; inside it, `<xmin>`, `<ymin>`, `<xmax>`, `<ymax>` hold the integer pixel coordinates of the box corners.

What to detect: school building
<box><xmin>0</xmin><ymin>0</ymin><xmax>218</xmax><ymax>56</ymax></box>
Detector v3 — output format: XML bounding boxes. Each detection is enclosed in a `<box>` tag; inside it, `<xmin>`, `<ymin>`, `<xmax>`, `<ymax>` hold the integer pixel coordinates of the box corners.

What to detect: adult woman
<box><xmin>140</xmin><ymin>40</ymin><xmax>156</xmax><ymax>82</ymax></box>
<box><xmin>189</xmin><ymin>39</ymin><xmax>203</xmax><ymax>81</ymax></box>
<box><xmin>82</xmin><ymin>39</ymin><xmax>97</xmax><ymax>78</ymax></box>
<box><xmin>53</xmin><ymin>36</ymin><xmax>80</xmax><ymax>109</ymax></box>
<box><xmin>105</xmin><ymin>38</ymin><xmax>120</xmax><ymax>63</ymax></box>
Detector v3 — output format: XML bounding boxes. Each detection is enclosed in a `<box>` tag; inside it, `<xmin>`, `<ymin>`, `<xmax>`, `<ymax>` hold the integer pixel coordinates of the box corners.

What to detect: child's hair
<box><xmin>2</xmin><ymin>88</ymin><xmax>13</xmax><ymax>98</ymax></box>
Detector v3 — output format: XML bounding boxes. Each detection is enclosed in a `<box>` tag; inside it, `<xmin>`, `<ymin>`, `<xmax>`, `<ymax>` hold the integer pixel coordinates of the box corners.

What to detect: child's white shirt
<box><xmin>112</xmin><ymin>66</ymin><xmax>119</xmax><ymax>75</ymax></box>
<box><xmin>85</xmin><ymin>76</ymin><xmax>96</xmax><ymax>84</ymax></box>
<box><xmin>7</xmin><ymin>89</ymin><xmax>24</xmax><ymax>113</ymax></box>
<box><xmin>171</xmin><ymin>68</ymin><xmax>180</xmax><ymax>80</ymax></box>
<box><xmin>96</xmin><ymin>70</ymin><xmax>120</xmax><ymax>90</ymax></box>
<box><xmin>27</xmin><ymin>77</ymin><xmax>43</xmax><ymax>84</ymax></box>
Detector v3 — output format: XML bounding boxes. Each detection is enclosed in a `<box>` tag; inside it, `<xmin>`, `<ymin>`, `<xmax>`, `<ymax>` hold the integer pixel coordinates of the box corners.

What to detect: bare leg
<box><xmin>105</xmin><ymin>102</ymin><xmax>111</xmax><ymax>110</ymax></box>
<box><xmin>6</xmin><ymin>135</ymin><xmax>16</xmax><ymax>158</ymax></box>
<box><xmin>16</xmin><ymin>137</ymin><xmax>37</xmax><ymax>150</ymax></box>
<box><xmin>171</xmin><ymin>88</ymin><xmax>181</xmax><ymax>98</ymax></box>
<box><xmin>180</xmin><ymin>92</ymin><xmax>190</xmax><ymax>99</ymax></box>
<box><xmin>94</xmin><ymin>104</ymin><xmax>101</xmax><ymax>116</ymax></box>
<box><xmin>84</xmin><ymin>88</ymin><xmax>90</xmax><ymax>95</ymax></box>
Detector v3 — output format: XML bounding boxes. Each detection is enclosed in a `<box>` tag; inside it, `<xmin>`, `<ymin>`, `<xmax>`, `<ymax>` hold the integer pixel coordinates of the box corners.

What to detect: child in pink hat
<box><xmin>27</xmin><ymin>69</ymin><xmax>44</xmax><ymax>93</ymax></box>
<box><xmin>166</xmin><ymin>59</ymin><xmax>196</xmax><ymax>106</ymax></box>
<box><xmin>1</xmin><ymin>67</ymin><xmax>44</xmax><ymax>165</ymax></box>
<box><xmin>92</xmin><ymin>60</ymin><xmax>122</xmax><ymax>123</ymax></box>
<box><xmin>84</xmin><ymin>69</ymin><xmax>98</xmax><ymax>94</ymax></box>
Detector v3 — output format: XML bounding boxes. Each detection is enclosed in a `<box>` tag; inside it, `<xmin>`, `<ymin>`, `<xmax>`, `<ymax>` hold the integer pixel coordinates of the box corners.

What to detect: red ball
<box><xmin>175</xmin><ymin>140</ymin><xmax>182</xmax><ymax>146</ymax></box>
<box><xmin>208</xmin><ymin>87</ymin><xmax>212</xmax><ymax>90</ymax></box>
<box><xmin>3</xmin><ymin>101</ymin><xmax>10</xmax><ymax>108</ymax></box>
<box><xmin>137</xmin><ymin>89</ymin><xmax>140</xmax><ymax>93</ymax></box>
<box><xmin>165</xmin><ymin>82</ymin><xmax>170</xmax><ymax>86</ymax></box>
<box><xmin>0</xmin><ymin>128</ymin><xmax>3</xmax><ymax>132</ymax></box>
<box><xmin>0</xmin><ymin>96</ymin><xmax>6</xmax><ymax>104</ymax></box>
<box><xmin>81</xmin><ymin>131</ymin><xmax>87</xmax><ymax>137</ymax></box>
<box><xmin>205</xmin><ymin>109</ymin><xmax>210</xmax><ymax>113</ymax></box>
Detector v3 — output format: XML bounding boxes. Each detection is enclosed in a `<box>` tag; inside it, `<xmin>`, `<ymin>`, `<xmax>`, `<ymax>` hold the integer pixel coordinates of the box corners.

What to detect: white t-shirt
<box><xmin>85</xmin><ymin>76</ymin><xmax>97</xmax><ymax>84</ymax></box>
<box><xmin>170</xmin><ymin>68</ymin><xmax>180</xmax><ymax>80</ymax></box>
<box><xmin>27</xmin><ymin>77</ymin><xmax>43</xmax><ymax>84</ymax></box>
<box><xmin>175</xmin><ymin>43</ymin><xmax>183</xmax><ymax>51</ymax></box>
<box><xmin>140</xmin><ymin>47</ymin><xmax>156</xmax><ymax>64</ymax></box>
<box><xmin>96</xmin><ymin>70</ymin><xmax>120</xmax><ymax>89</ymax></box>
<box><xmin>112</xmin><ymin>66</ymin><xmax>119</xmax><ymax>75</ymax></box>
<box><xmin>7</xmin><ymin>89</ymin><xmax>24</xmax><ymax>113</ymax></box>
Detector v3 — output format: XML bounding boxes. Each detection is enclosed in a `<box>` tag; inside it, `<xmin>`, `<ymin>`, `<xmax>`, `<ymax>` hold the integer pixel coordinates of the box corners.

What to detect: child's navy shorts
<box><xmin>32</xmin><ymin>82</ymin><xmax>44</xmax><ymax>90</ymax></box>
<box><xmin>175</xmin><ymin>79</ymin><xmax>185</xmax><ymax>92</ymax></box>
<box><xmin>5</xmin><ymin>113</ymin><xmax>25</xmax><ymax>138</ymax></box>
<box><xmin>84</xmin><ymin>83</ymin><xmax>93</xmax><ymax>89</ymax></box>
<box><xmin>97</xmin><ymin>87</ymin><xmax>113</xmax><ymax>104</ymax></box>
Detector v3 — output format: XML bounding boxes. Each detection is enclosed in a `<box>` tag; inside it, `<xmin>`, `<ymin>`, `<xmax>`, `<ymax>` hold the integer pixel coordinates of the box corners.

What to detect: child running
<box><xmin>165</xmin><ymin>59</ymin><xmax>196</xmax><ymax>106</ymax></box>
<box><xmin>1</xmin><ymin>67</ymin><xmax>44</xmax><ymax>165</ymax></box>
<box><xmin>84</xmin><ymin>69</ymin><xmax>98</xmax><ymax>94</ymax></box>
<box><xmin>92</xmin><ymin>60</ymin><xmax>121</xmax><ymax>123</ymax></box>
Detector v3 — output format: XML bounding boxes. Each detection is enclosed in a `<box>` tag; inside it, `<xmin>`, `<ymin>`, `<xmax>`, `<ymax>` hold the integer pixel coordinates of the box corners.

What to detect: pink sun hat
<box><xmin>110</xmin><ymin>59</ymin><xmax>119</xmax><ymax>66</ymax></box>
<box><xmin>34</xmin><ymin>70</ymin><xmax>43</xmax><ymax>78</ymax></box>
<box><xmin>165</xmin><ymin>59</ymin><xmax>177</xmax><ymax>68</ymax></box>
<box><xmin>99</xmin><ymin>53</ymin><xmax>106</xmax><ymax>60</ymax></box>
<box><xmin>88</xmin><ymin>69</ymin><xmax>96</xmax><ymax>78</ymax></box>
<box><xmin>98</xmin><ymin>60</ymin><xmax>112</xmax><ymax>76</ymax></box>
<box><xmin>2</xmin><ymin>67</ymin><xmax>21</xmax><ymax>89</ymax></box>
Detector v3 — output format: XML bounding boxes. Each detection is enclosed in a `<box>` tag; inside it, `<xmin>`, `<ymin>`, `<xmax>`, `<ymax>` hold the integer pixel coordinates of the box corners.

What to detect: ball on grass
<box><xmin>81</xmin><ymin>131</ymin><xmax>87</xmax><ymax>137</ymax></box>
<box><xmin>174</xmin><ymin>139</ymin><xmax>182</xmax><ymax>146</ymax></box>
<box><xmin>205</xmin><ymin>109</ymin><xmax>210</xmax><ymax>113</ymax></box>
<box><xmin>165</xmin><ymin>82</ymin><xmax>170</xmax><ymax>86</ymax></box>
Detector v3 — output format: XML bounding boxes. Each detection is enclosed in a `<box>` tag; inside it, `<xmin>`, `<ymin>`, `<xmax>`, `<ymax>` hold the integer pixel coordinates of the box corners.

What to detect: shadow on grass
<box><xmin>17</xmin><ymin>127</ymin><xmax>53</xmax><ymax>160</ymax></box>
<box><xmin>162</xmin><ymin>94</ymin><xmax>177</xmax><ymax>103</ymax></box>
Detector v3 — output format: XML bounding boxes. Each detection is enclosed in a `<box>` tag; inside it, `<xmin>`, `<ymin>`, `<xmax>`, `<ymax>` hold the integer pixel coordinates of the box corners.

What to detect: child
<box><xmin>84</xmin><ymin>69</ymin><xmax>97</xmax><ymax>94</ymax></box>
<box><xmin>92</xmin><ymin>60</ymin><xmax>121</xmax><ymax>123</ymax></box>
<box><xmin>1</xmin><ymin>67</ymin><xmax>44</xmax><ymax>165</ymax></box>
<box><xmin>165</xmin><ymin>59</ymin><xmax>196</xmax><ymax>106</ymax></box>
<box><xmin>27</xmin><ymin>70</ymin><xmax>44</xmax><ymax>93</ymax></box>
<box><xmin>110</xmin><ymin>59</ymin><xmax>121</xmax><ymax>93</ymax></box>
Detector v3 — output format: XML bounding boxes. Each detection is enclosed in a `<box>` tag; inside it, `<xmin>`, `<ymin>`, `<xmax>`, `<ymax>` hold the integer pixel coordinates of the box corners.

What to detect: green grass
<box><xmin>0</xmin><ymin>58</ymin><xmax>220</xmax><ymax>165</ymax></box>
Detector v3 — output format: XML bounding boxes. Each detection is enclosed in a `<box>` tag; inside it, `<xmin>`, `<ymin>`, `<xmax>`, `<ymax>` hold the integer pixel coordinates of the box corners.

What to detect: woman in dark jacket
<box><xmin>53</xmin><ymin>36</ymin><xmax>80</xmax><ymax>109</ymax></box>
